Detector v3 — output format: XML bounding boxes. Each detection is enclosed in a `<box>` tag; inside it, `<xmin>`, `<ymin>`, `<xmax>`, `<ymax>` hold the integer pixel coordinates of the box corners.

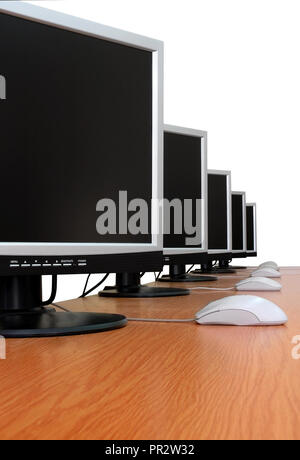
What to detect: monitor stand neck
<box><xmin>158</xmin><ymin>264</ymin><xmax>217</xmax><ymax>283</ymax></box>
<box><xmin>201</xmin><ymin>261</ymin><xmax>214</xmax><ymax>272</ymax></box>
<box><xmin>0</xmin><ymin>275</ymin><xmax>50</xmax><ymax>314</ymax></box>
<box><xmin>219</xmin><ymin>260</ymin><xmax>247</xmax><ymax>270</ymax></box>
<box><xmin>191</xmin><ymin>261</ymin><xmax>236</xmax><ymax>275</ymax></box>
<box><xmin>99</xmin><ymin>272</ymin><xmax>190</xmax><ymax>298</ymax></box>
<box><xmin>219</xmin><ymin>260</ymin><xmax>229</xmax><ymax>269</ymax></box>
<box><xmin>116</xmin><ymin>272</ymin><xmax>141</xmax><ymax>291</ymax></box>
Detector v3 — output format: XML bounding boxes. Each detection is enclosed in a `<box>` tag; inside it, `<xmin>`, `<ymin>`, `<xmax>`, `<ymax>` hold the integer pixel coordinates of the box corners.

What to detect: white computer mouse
<box><xmin>259</xmin><ymin>261</ymin><xmax>279</xmax><ymax>270</ymax></box>
<box><xmin>235</xmin><ymin>277</ymin><xmax>282</xmax><ymax>291</ymax></box>
<box><xmin>251</xmin><ymin>268</ymin><xmax>281</xmax><ymax>278</ymax></box>
<box><xmin>195</xmin><ymin>295</ymin><xmax>287</xmax><ymax>326</ymax></box>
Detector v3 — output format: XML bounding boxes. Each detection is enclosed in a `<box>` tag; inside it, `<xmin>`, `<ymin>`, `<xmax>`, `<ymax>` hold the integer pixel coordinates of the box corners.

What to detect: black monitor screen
<box><xmin>163</xmin><ymin>132</ymin><xmax>202</xmax><ymax>248</ymax></box>
<box><xmin>247</xmin><ymin>206</ymin><xmax>255</xmax><ymax>251</ymax></box>
<box><xmin>232</xmin><ymin>194</ymin><xmax>244</xmax><ymax>251</ymax></box>
<box><xmin>0</xmin><ymin>12</ymin><xmax>153</xmax><ymax>244</ymax></box>
<box><xmin>208</xmin><ymin>174</ymin><xmax>228</xmax><ymax>250</ymax></box>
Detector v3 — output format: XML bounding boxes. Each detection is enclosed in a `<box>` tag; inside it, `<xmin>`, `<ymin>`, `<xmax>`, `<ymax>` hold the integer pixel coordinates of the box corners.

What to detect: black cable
<box><xmin>42</xmin><ymin>275</ymin><xmax>58</xmax><ymax>306</ymax></box>
<box><xmin>80</xmin><ymin>273</ymin><xmax>109</xmax><ymax>298</ymax></box>
<box><xmin>40</xmin><ymin>275</ymin><xmax>70</xmax><ymax>312</ymax></box>
<box><xmin>128</xmin><ymin>317</ymin><xmax>195</xmax><ymax>323</ymax></box>
<box><xmin>186</xmin><ymin>265</ymin><xmax>194</xmax><ymax>274</ymax></box>
<box><xmin>155</xmin><ymin>271</ymin><xmax>162</xmax><ymax>281</ymax></box>
<box><xmin>52</xmin><ymin>303</ymin><xmax>71</xmax><ymax>313</ymax></box>
<box><xmin>81</xmin><ymin>274</ymin><xmax>91</xmax><ymax>298</ymax></box>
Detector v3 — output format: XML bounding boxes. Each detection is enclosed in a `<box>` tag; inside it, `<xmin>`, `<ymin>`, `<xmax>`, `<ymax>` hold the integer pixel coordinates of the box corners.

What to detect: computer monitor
<box><xmin>193</xmin><ymin>170</ymin><xmax>236</xmax><ymax>274</ymax></box>
<box><xmin>222</xmin><ymin>191</ymin><xmax>247</xmax><ymax>270</ymax></box>
<box><xmin>246</xmin><ymin>203</ymin><xmax>257</xmax><ymax>257</ymax></box>
<box><xmin>158</xmin><ymin>125</ymin><xmax>217</xmax><ymax>283</ymax></box>
<box><xmin>232</xmin><ymin>192</ymin><xmax>247</xmax><ymax>255</ymax></box>
<box><xmin>0</xmin><ymin>3</ymin><xmax>185</xmax><ymax>337</ymax></box>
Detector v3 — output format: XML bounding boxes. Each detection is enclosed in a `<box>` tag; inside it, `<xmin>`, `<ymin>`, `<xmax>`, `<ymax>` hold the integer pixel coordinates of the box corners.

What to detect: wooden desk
<box><xmin>1</xmin><ymin>268</ymin><xmax>300</xmax><ymax>440</ymax></box>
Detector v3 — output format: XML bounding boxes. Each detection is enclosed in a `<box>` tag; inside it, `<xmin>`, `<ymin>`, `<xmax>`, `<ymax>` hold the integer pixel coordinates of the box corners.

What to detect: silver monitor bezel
<box><xmin>231</xmin><ymin>191</ymin><xmax>247</xmax><ymax>254</ymax></box>
<box><xmin>246</xmin><ymin>203</ymin><xmax>257</xmax><ymax>254</ymax></box>
<box><xmin>207</xmin><ymin>170</ymin><xmax>232</xmax><ymax>255</ymax></box>
<box><xmin>0</xmin><ymin>2</ymin><xmax>164</xmax><ymax>257</ymax></box>
<box><xmin>163</xmin><ymin>124</ymin><xmax>208</xmax><ymax>256</ymax></box>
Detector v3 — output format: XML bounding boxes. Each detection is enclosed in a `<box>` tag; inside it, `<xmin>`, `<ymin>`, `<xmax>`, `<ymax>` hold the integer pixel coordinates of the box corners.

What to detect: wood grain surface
<box><xmin>0</xmin><ymin>268</ymin><xmax>300</xmax><ymax>440</ymax></box>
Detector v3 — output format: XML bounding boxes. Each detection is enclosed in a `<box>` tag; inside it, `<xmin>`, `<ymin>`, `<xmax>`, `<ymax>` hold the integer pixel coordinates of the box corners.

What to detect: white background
<box><xmin>26</xmin><ymin>0</ymin><xmax>300</xmax><ymax>301</ymax></box>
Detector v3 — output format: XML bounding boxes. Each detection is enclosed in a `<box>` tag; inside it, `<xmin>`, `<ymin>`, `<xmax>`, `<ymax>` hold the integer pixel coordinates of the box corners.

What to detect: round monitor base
<box><xmin>214</xmin><ymin>269</ymin><xmax>237</xmax><ymax>274</ymax></box>
<box><xmin>228</xmin><ymin>266</ymin><xmax>247</xmax><ymax>270</ymax></box>
<box><xmin>0</xmin><ymin>311</ymin><xmax>127</xmax><ymax>338</ymax></box>
<box><xmin>100</xmin><ymin>286</ymin><xmax>190</xmax><ymax>298</ymax></box>
<box><xmin>192</xmin><ymin>269</ymin><xmax>236</xmax><ymax>275</ymax></box>
<box><xmin>158</xmin><ymin>275</ymin><xmax>217</xmax><ymax>283</ymax></box>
